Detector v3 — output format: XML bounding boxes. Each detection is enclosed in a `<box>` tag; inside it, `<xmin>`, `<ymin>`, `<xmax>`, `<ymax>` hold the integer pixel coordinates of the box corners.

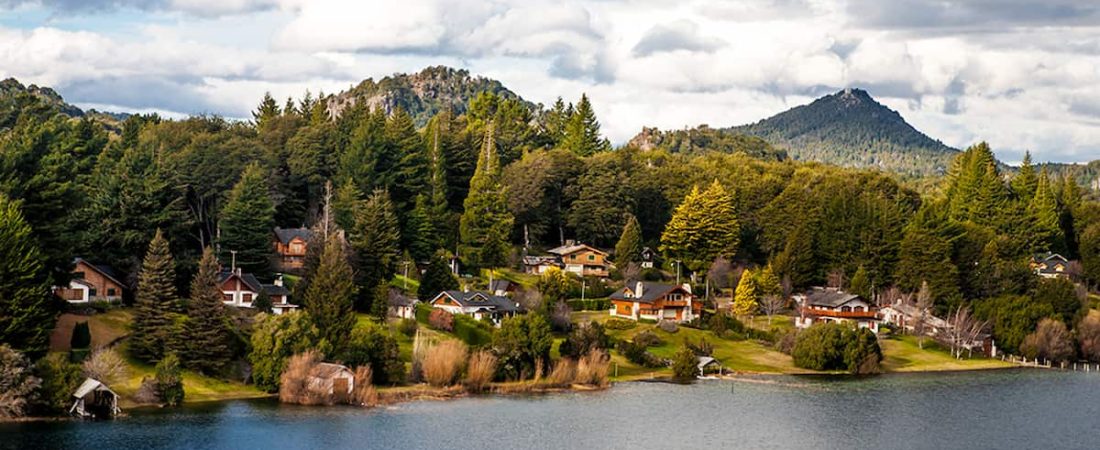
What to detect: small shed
<box><xmin>697</xmin><ymin>356</ymin><xmax>723</xmax><ymax>376</ymax></box>
<box><xmin>308</xmin><ymin>363</ymin><xmax>355</xmax><ymax>403</ymax></box>
<box><xmin>70</xmin><ymin>378</ymin><xmax>120</xmax><ymax>419</ymax></box>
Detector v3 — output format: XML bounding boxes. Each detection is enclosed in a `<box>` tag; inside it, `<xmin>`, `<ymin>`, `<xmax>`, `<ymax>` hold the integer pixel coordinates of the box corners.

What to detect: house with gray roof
<box><xmin>428</xmin><ymin>290</ymin><xmax>522</xmax><ymax>325</ymax></box>
<box><xmin>609</xmin><ymin>281</ymin><xmax>701</xmax><ymax>323</ymax></box>
<box><xmin>794</xmin><ymin>287</ymin><xmax>880</xmax><ymax>332</ymax></box>
<box><xmin>219</xmin><ymin>269</ymin><xmax>298</xmax><ymax>314</ymax></box>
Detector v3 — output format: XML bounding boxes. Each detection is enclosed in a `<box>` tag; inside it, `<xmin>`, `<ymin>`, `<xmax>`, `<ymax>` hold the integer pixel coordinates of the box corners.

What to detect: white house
<box><xmin>428</xmin><ymin>290</ymin><xmax>522</xmax><ymax>325</ymax></box>
<box><xmin>794</xmin><ymin>287</ymin><xmax>880</xmax><ymax>332</ymax></box>
<box><xmin>219</xmin><ymin>270</ymin><xmax>298</xmax><ymax>314</ymax></box>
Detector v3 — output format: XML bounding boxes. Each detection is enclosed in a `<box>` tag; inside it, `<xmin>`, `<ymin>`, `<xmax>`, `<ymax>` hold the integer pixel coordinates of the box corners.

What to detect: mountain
<box><xmin>727</xmin><ymin>88</ymin><xmax>959</xmax><ymax>177</ymax></box>
<box><xmin>0</xmin><ymin>77</ymin><xmax>85</xmax><ymax>123</ymax></box>
<box><xmin>324</xmin><ymin>66</ymin><xmax>533</xmax><ymax>126</ymax></box>
<box><xmin>627</xmin><ymin>125</ymin><xmax>788</xmax><ymax>161</ymax></box>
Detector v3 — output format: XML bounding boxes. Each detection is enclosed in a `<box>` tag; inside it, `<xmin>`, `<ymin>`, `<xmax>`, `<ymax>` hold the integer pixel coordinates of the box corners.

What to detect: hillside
<box><xmin>627</xmin><ymin>125</ymin><xmax>788</xmax><ymax>161</ymax></box>
<box><xmin>325</xmin><ymin>66</ymin><xmax>533</xmax><ymax>126</ymax></box>
<box><xmin>729</xmin><ymin>88</ymin><xmax>959</xmax><ymax>177</ymax></box>
<box><xmin>0</xmin><ymin>77</ymin><xmax>85</xmax><ymax>125</ymax></box>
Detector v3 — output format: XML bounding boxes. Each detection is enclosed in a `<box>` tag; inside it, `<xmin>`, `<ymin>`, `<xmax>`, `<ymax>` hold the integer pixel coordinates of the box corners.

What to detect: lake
<box><xmin>5</xmin><ymin>369</ymin><xmax>1100</xmax><ymax>449</ymax></box>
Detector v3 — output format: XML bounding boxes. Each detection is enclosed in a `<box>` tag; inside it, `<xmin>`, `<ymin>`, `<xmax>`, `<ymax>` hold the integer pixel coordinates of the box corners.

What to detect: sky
<box><xmin>2</xmin><ymin>0</ymin><xmax>1100</xmax><ymax>164</ymax></box>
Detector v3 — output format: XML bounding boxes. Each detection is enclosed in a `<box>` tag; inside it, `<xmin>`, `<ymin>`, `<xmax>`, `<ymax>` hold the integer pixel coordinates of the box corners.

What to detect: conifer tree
<box><xmin>417</xmin><ymin>254</ymin><xmax>459</xmax><ymax>301</ymax></box>
<box><xmin>351</xmin><ymin>189</ymin><xmax>401</xmax><ymax>311</ymax></box>
<box><xmin>848</xmin><ymin>265</ymin><xmax>871</xmax><ymax>299</ymax></box>
<box><xmin>544</xmin><ymin>97</ymin><xmax>572</xmax><ymax>146</ymax></box>
<box><xmin>1011</xmin><ymin>151</ymin><xmax>1038</xmax><ymax>200</ymax></box>
<box><xmin>459</xmin><ymin>124</ymin><xmax>514</xmax><ymax>268</ymax></box>
<box><xmin>339</xmin><ymin>108</ymin><xmax>387</xmax><ymax>193</ymax></box>
<box><xmin>1030</xmin><ymin>168</ymin><xmax>1062</xmax><ymax>251</ymax></box>
<box><xmin>732</xmin><ymin>268</ymin><xmax>759</xmax><ymax>317</ymax></box>
<box><xmin>305</xmin><ymin>238</ymin><xmax>357</xmax><ymax>356</ymax></box>
<box><xmin>406</xmin><ymin>194</ymin><xmax>438</xmax><ymax>262</ymax></box>
<box><xmin>424</xmin><ymin>116</ymin><xmax>455</xmax><ymax>247</ymax></box>
<box><xmin>219</xmin><ymin>163</ymin><xmax>275</xmax><ymax>278</ymax></box>
<box><xmin>660</xmin><ymin>181</ymin><xmax>740</xmax><ymax>274</ymax></box>
<box><xmin>131</xmin><ymin>229</ymin><xmax>180</xmax><ymax>362</ymax></box>
<box><xmin>773</xmin><ymin>223</ymin><xmax>816</xmax><ymax>288</ymax></box>
<box><xmin>183</xmin><ymin>248</ymin><xmax>233</xmax><ymax>374</ymax></box>
<box><xmin>561</xmin><ymin>93</ymin><xmax>610</xmax><ymax>156</ymax></box>
<box><xmin>614</xmin><ymin>214</ymin><xmax>643</xmax><ymax>265</ymax></box>
<box><xmin>387</xmin><ymin>108</ymin><xmax>426</xmax><ymax>211</ymax></box>
<box><xmin>0</xmin><ymin>195</ymin><xmax>54</xmax><ymax>356</ymax></box>
<box><xmin>332</xmin><ymin>178</ymin><xmax>363</xmax><ymax>233</ymax></box>
<box><xmin>755</xmin><ymin>264</ymin><xmax>782</xmax><ymax>297</ymax></box>
<box><xmin>253</xmin><ymin>92</ymin><xmax>280</xmax><ymax>131</ymax></box>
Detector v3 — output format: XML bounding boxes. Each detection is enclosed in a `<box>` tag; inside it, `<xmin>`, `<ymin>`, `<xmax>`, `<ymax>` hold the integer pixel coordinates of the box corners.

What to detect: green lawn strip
<box><xmin>111</xmin><ymin>342</ymin><xmax>266</xmax><ymax>408</ymax></box>
<box><xmin>880</xmin><ymin>334</ymin><xmax>1013</xmax><ymax>372</ymax></box>
<box><xmin>390</xmin><ymin>275</ymin><xmax>419</xmax><ymax>295</ymax></box>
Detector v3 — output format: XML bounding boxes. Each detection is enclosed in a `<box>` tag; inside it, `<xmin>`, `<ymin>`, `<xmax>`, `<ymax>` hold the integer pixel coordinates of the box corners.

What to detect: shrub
<box><xmin>341</xmin><ymin>327</ymin><xmax>405</xmax><ymax>385</ymax></box>
<box><xmin>775</xmin><ymin>329</ymin><xmax>798</xmax><ymax>355</ymax></box>
<box><xmin>708</xmin><ymin>313</ymin><xmax>745</xmax><ymax>338</ymax></box>
<box><xmin>1021</xmin><ymin>318</ymin><xmax>1076</xmax><ymax>364</ymax></box>
<box><xmin>414</xmin><ymin>303</ymin><xmax>433</xmax><ymax>324</ymax></box>
<box><xmin>575</xmin><ymin>350</ymin><xmax>609</xmax><ymax>387</ymax></box>
<box><xmin>397</xmin><ymin>318</ymin><xmax>418</xmax><ymax>337</ymax></box>
<box><xmin>633</xmin><ymin>330</ymin><xmax>663</xmax><ymax>348</ymax></box>
<box><xmin>657</xmin><ymin>320</ymin><xmax>679</xmax><ymax>333</ymax></box>
<box><xmin>791</xmin><ymin>322</ymin><xmax>882</xmax><ymax>374</ymax></box>
<box><xmin>559</xmin><ymin>321</ymin><xmax>611</xmax><ymax>359</ymax></box>
<box><xmin>453</xmin><ymin>314</ymin><xmax>492</xmax><ymax>346</ymax></box>
<box><xmin>493</xmin><ymin>315</ymin><xmax>553</xmax><ymax>380</ymax></box>
<box><xmin>605</xmin><ymin>318</ymin><xmax>637</xmax><ymax>330</ymax></box>
<box><xmin>465</xmin><ymin>351</ymin><xmax>497</xmax><ymax>392</ymax></box>
<box><xmin>33</xmin><ymin>353</ymin><xmax>82</xmax><ymax>414</ymax></box>
<box><xmin>82</xmin><ymin>347</ymin><xmax>128</xmax><ymax>386</ymax></box>
<box><xmin>71</xmin><ymin>321</ymin><xmax>91</xmax><ymax>350</ymax></box>
<box><xmin>429</xmin><ymin>309</ymin><xmax>454</xmax><ymax>332</ymax></box>
<box><xmin>549</xmin><ymin>301</ymin><xmax>573</xmax><ymax>332</ymax></box>
<box><xmin>252</xmin><ymin>292</ymin><xmax>273</xmax><ymax>314</ymax></box>
<box><xmin>618</xmin><ymin>340</ymin><xmax>665</xmax><ymax>368</ymax></box>
<box><xmin>249</xmin><ymin>312</ymin><xmax>327</xmax><ymax>393</ymax></box>
<box><xmin>1078</xmin><ymin>311</ymin><xmax>1100</xmax><ymax>362</ymax></box>
<box><xmin>279</xmin><ymin>350</ymin><xmax>333</xmax><ymax>405</ymax></box>
<box><xmin>546</xmin><ymin>359</ymin><xmax>576</xmax><ymax>387</ymax></box>
<box><xmin>154</xmin><ymin>353</ymin><xmax>184</xmax><ymax>406</ymax></box>
<box><xmin>686</xmin><ymin>338</ymin><xmax>713</xmax><ymax>357</ymax></box>
<box><xmin>671</xmin><ymin>345</ymin><xmax>699</xmax><ymax>381</ymax></box>
<box><xmin>350</xmin><ymin>366</ymin><xmax>377</xmax><ymax>407</ymax></box>
<box><xmin>423</xmin><ymin>340</ymin><xmax>467</xmax><ymax>387</ymax></box>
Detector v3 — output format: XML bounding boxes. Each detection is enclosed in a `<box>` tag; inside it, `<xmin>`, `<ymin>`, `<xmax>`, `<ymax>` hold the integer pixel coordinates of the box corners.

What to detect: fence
<box><xmin>1001</xmin><ymin>354</ymin><xmax>1100</xmax><ymax>371</ymax></box>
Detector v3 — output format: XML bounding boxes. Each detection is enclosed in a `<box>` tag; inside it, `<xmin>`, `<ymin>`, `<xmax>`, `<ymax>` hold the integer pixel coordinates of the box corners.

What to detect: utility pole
<box><xmin>403</xmin><ymin>260</ymin><xmax>410</xmax><ymax>291</ymax></box>
<box><xmin>675</xmin><ymin>260</ymin><xmax>682</xmax><ymax>286</ymax></box>
<box><xmin>230</xmin><ymin>250</ymin><xmax>237</xmax><ymax>273</ymax></box>
<box><xmin>581</xmin><ymin>279</ymin><xmax>587</xmax><ymax>302</ymax></box>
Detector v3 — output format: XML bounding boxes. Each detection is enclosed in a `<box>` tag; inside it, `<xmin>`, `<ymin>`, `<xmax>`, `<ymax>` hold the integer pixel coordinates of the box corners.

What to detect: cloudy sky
<box><xmin>2</xmin><ymin>0</ymin><xmax>1100</xmax><ymax>163</ymax></box>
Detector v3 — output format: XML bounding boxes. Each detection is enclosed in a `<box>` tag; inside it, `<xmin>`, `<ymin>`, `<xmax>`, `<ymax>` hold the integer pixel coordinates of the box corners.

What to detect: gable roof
<box><xmin>547</xmin><ymin>243</ymin><xmax>607</xmax><ymax>256</ymax></box>
<box><xmin>261</xmin><ymin>284</ymin><xmax>290</xmax><ymax>297</ymax></box>
<box><xmin>802</xmin><ymin>288</ymin><xmax>864</xmax><ymax>308</ymax></box>
<box><xmin>1033</xmin><ymin>252</ymin><xmax>1069</xmax><ymax>263</ymax></box>
<box><xmin>490</xmin><ymin>279</ymin><xmax>514</xmax><ymax>293</ymax></box>
<box><xmin>609</xmin><ymin>282</ymin><xmax>688</xmax><ymax>304</ymax></box>
<box><xmin>309</xmin><ymin>362</ymin><xmax>352</xmax><ymax>379</ymax></box>
<box><xmin>274</xmin><ymin>227</ymin><xmax>313</xmax><ymax>245</ymax></box>
<box><xmin>434</xmin><ymin>290</ymin><xmax>520</xmax><ymax>313</ymax></box>
<box><xmin>219</xmin><ymin>270</ymin><xmax>264</xmax><ymax>293</ymax></box>
<box><xmin>72</xmin><ymin>378</ymin><xmax>117</xmax><ymax>399</ymax></box>
<box><xmin>522</xmin><ymin>255</ymin><xmax>560</xmax><ymax>265</ymax></box>
<box><xmin>73</xmin><ymin>258</ymin><xmax>125</xmax><ymax>287</ymax></box>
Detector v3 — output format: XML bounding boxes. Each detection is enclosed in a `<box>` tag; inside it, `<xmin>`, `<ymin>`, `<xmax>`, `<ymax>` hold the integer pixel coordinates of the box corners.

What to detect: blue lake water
<box><xmin>4</xmin><ymin>369</ymin><xmax>1100</xmax><ymax>449</ymax></box>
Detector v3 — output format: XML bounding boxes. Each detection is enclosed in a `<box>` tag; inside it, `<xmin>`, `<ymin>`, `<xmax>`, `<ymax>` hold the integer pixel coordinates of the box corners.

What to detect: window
<box><xmin>243</xmin><ymin>293</ymin><xmax>253</xmax><ymax>303</ymax></box>
<box><xmin>588</xmin><ymin>254</ymin><xmax>595</xmax><ymax>261</ymax></box>
<box><xmin>73</xmin><ymin>271</ymin><xmax>86</xmax><ymax>280</ymax></box>
<box><xmin>89</xmin><ymin>288</ymin><xmax>97</xmax><ymax>297</ymax></box>
<box><xmin>107</xmin><ymin>288</ymin><xmax>116</xmax><ymax>296</ymax></box>
<box><xmin>223</xmin><ymin>294</ymin><xmax>233</xmax><ymax>302</ymax></box>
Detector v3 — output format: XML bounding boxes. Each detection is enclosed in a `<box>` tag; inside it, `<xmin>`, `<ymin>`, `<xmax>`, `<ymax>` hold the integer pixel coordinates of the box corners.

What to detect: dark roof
<box><xmin>436</xmin><ymin>290</ymin><xmax>521</xmax><ymax>313</ymax></box>
<box><xmin>640</xmin><ymin>247</ymin><xmax>655</xmax><ymax>260</ymax></box>
<box><xmin>547</xmin><ymin>243</ymin><xmax>607</xmax><ymax>256</ymax></box>
<box><xmin>609</xmin><ymin>282</ymin><xmax>687</xmax><ymax>304</ymax></box>
<box><xmin>1033</xmin><ymin>252</ymin><xmax>1068</xmax><ymax>263</ymax></box>
<box><xmin>261</xmin><ymin>284</ymin><xmax>290</xmax><ymax>296</ymax></box>
<box><xmin>522</xmin><ymin>255</ymin><xmax>560</xmax><ymax>265</ymax></box>
<box><xmin>274</xmin><ymin>227</ymin><xmax>313</xmax><ymax>245</ymax></box>
<box><xmin>490</xmin><ymin>280</ymin><xmax>514</xmax><ymax>293</ymax></box>
<box><xmin>73</xmin><ymin>258</ymin><xmax>125</xmax><ymax>287</ymax></box>
<box><xmin>389</xmin><ymin>295</ymin><xmax>416</xmax><ymax>307</ymax></box>
<box><xmin>219</xmin><ymin>270</ymin><xmax>264</xmax><ymax>293</ymax></box>
<box><xmin>802</xmin><ymin>288</ymin><xmax>863</xmax><ymax>308</ymax></box>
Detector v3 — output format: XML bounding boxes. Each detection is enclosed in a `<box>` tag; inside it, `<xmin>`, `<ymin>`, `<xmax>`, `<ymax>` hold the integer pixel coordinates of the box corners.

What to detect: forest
<box><xmin>3</xmin><ymin>70</ymin><xmax>1100</xmax><ymax>416</ymax></box>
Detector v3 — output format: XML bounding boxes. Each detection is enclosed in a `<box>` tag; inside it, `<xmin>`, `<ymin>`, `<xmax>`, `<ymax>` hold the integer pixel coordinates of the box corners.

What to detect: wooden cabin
<box><xmin>70</xmin><ymin>378</ymin><xmax>120</xmax><ymax>419</ymax></box>
<box><xmin>547</xmin><ymin>241</ymin><xmax>611</xmax><ymax>278</ymax></box>
<box><xmin>273</xmin><ymin>227</ymin><xmax>312</xmax><ymax>272</ymax></box>
<box><xmin>55</xmin><ymin>258</ymin><xmax>125</xmax><ymax>303</ymax></box>
<box><xmin>794</xmin><ymin>287</ymin><xmax>880</xmax><ymax>332</ymax></box>
<box><xmin>308</xmin><ymin>363</ymin><xmax>355</xmax><ymax>403</ymax></box>
<box><xmin>609</xmin><ymin>281</ymin><xmax>701</xmax><ymax>323</ymax></box>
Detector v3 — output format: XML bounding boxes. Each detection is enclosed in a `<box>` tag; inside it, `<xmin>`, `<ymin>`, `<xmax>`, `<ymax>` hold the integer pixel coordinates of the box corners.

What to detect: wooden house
<box><xmin>1029</xmin><ymin>253</ymin><xmax>1072</xmax><ymax>280</ymax></box>
<box><xmin>640</xmin><ymin>247</ymin><xmax>656</xmax><ymax>269</ymax></box>
<box><xmin>547</xmin><ymin>241</ymin><xmax>611</xmax><ymax>278</ymax></box>
<box><xmin>428</xmin><ymin>290</ymin><xmax>522</xmax><ymax>325</ymax></box>
<box><xmin>273</xmin><ymin>227</ymin><xmax>312</xmax><ymax>272</ymax></box>
<box><xmin>609</xmin><ymin>281</ymin><xmax>701</xmax><ymax>323</ymax></box>
<box><xmin>70</xmin><ymin>378</ymin><xmax>120</xmax><ymax>419</ymax></box>
<box><xmin>219</xmin><ymin>270</ymin><xmax>298</xmax><ymax>314</ymax></box>
<box><xmin>388</xmin><ymin>295</ymin><xmax>418</xmax><ymax>319</ymax></box>
<box><xmin>55</xmin><ymin>258</ymin><xmax>125</xmax><ymax>303</ymax></box>
<box><xmin>794</xmin><ymin>287</ymin><xmax>880</xmax><ymax>332</ymax></box>
<box><xmin>522</xmin><ymin>255</ymin><xmax>561</xmax><ymax>275</ymax></box>
<box><xmin>307</xmin><ymin>363</ymin><xmax>355</xmax><ymax>403</ymax></box>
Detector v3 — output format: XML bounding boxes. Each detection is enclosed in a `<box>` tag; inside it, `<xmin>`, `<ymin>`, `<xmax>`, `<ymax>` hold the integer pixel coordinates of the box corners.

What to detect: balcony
<box><xmin>659</xmin><ymin>300</ymin><xmax>689</xmax><ymax>307</ymax></box>
<box><xmin>801</xmin><ymin>307</ymin><xmax>878</xmax><ymax>319</ymax></box>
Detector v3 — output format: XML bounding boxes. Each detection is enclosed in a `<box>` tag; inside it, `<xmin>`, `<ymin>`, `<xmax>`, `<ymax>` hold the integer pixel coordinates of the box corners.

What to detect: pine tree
<box><xmin>614</xmin><ymin>214</ymin><xmax>643</xmax><ymax>265</ymax></box>
<box><xmin>773</xmin><ymin>222</ymin><xmax>816</xmax><ymax>288</ymax></box>
<box><xmin>183</xmin><ymin>248</ymin><xmax>233</xmax><ymax>375</ymax></box>
<box><xmin>418</xmin><ymin>255</ymin><xmax>459</xmax><ymax>301</ymax></box>
<box><xmin>544</xmin><ymin>97</ymin><xmax>571</xmax><ymax>146</ymax></box>
<box><xmin>660</xmin><ymin>181</ymin><xmax>740</xmax><ymax>274</ymax></box>
<box><xmin>755</xmin><ymin>264</ymin><xmax>782</xmax><ymax>297</ymax></box>
<box><xmin>1030</xmin><ymin>168</ymin><xmax>1062</xmax><ymax>251</ymax></box>
<box><xmin>387</xmin><ymin>108</ymin><xmax>427</xmax><ymax>211</ymax></box>
<box><xmin>424</xmin><ymin>116</ymin><xmax>455</xmax><ymax>248</ymax></box>
<box><xmin>305</xmin><ymin>237</ymin><xmax>357</xmax><ymax>356</ymax></box>
<box><xmin>848</xmin><ymin>265</ymin><xmax>871</xmax><ymax>300</ymax></box>
<box><xmin>0</xmin><ymin>195</ymin><xmax>54</xmax><ymax>356</ymax></box>
<box><xmin>253</xmin><ymin>92</ymin><xmax>280</xmax><ymax>131</ymax></box>
<box><xmin>459</xmin><ymin>124</ymin><xmax>514</xmax><ymax>268</ymax></box>
<box><xmin>406</xmin><ymin>194</ymin><xmax>438</xmax><ymax>262</ymax></box>
<box><xmin>332</xmin><ymin>178</ymin><xmax>363</xmax><ymax>233</ymax></box>
<box><xmin>131</xmin><ymin>229</ymin><xmax>180</xmax><ymax>362</ymax></box>
<box><xmin>732</xmin><ymin>268</ymin><xmax>759</xmax><ymax>317</ymax></box>
<box><xmin>1011</xmin><ymin>151</ymin><xmax>1038</xmax><ymax>200</ymax></box>
<box><xmin>219</xmin><ymin>163</ymin><xmax>276</xmax><ymax>278</ymax></box>
<box><xmin>338</xmin><ymin>107</ymin><xmax>387</xmax><ymax>194</ymax></box>
<box><xmin>561</xmin><ymin>94</ymin><xmax>610</xmax><ymax>156</ymax></box>
<box><xmin>351</xmin><ymin>189</ymin><xmax>401</xmax><ymax>311</ymax></box>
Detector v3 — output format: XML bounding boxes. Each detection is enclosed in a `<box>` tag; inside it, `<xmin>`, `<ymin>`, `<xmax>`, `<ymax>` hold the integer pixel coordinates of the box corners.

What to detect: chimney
<box><xmin>565</xmin><ymin>239</ymin><xmax>576</xmax><ymax>246</ymax></box>
<box><xmin>274</xmin><ymin>274</ymin><xmax>284</xmax><ymax>287</ymax></box>
<box><xmin>635</xmin><ymin>281</ymin><xmax>644</xmax><ymax>298</ymax></box>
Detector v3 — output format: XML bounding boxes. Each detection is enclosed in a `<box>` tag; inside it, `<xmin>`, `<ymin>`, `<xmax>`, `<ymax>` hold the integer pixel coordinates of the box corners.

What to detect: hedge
<box><xmin>453</xmin><ymin>315</ymin><xmax>493</xmax><ymax>347</ymax></box>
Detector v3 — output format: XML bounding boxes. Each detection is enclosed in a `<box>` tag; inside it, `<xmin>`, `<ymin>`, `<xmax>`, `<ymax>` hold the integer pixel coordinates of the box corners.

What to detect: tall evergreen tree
<box><xmin>614</xmin><ymin>214</ymin><xmax>644</xmax><ymax>265</ymax></box>
<box><xmin>732</xmin><ymin>268</ymin><xmax>758</xmax><ymax>317</ymax></box>
<box><xmin>387</xmin><ymin>108</ymin><xmax>427</xmax><ymax>211</ymax></box>
<box><xmin>253</xmin><ymin>92</ymin><xmax>281</xmax><ymax>131</ymax></box>
<box><xmin>755</xmin><ymin>264</ymin><xmax>782</xmax><ymax>297</ymax></box>
<box><xmin>1030</xmin><ymin>168</ymin><xmax>1062</xmax><ymax>251</ymax></box>
<box><xmin>131</xmin><ymin>229</ymin><xmax>180</xmax><ymax>362</ymax></box>
<box><xmin>183</xmin><ymin>248</ymin><xmax>233</xmax><ymax>374</ymax></box>
<box><xmin>561</xmin><ymin>94</ymin><xmax>610</xmax><ymax>157</ymax></box>
<box><xmin>459</xmin><ymin>124</ymin><xmax>514</xmax><ymax>268</ymax></box>
<box><xmin>773</xmin><ymin>222</ymin><xmax>816</xmax><ymax>288</ymax></box>
<box><xmin>417</xmin><ymin>255</ymin><xmax>459</xmax><ymax>301</ymax></box>
<box><xmin>1011</xmin><ymin>151</ymin><xmax>1038</xmax><ymax>200</ymax></box>
<box><xmin>304</xmin><ymin>237</ymin><xmax>357</xmax><ymax>355</ymax></box>
<box><xmin>544</xmin><ymin>97</ymin><xmax>572</xmax><ymax>146</ymax></box>
<box><xmin>351</xmin><ymin>188</ymin><xmax>401</xmax><ymax>311</ymax></box>
<box><xmin>0</xmin><ymin>195</ymin><xmax>54</xmax><ymax>356</ymax></box>
<box><xmin>660</xmin><ymin>181</ymin><xmax>740</xmax><ymax>274</ymax></box>
<box><xmin>848</xmin><ymin>265</ymin><xmax>871</xmax><ymax>300</ymax></box>
<box><xmin>406</xmin><ymin>194</ymin><xmax>438</xmax><ymax>262</ymax></box>
<box><xmin>219</xmin><ymin>162</ymin><xmax>276</xmax><ymax>278</ymax></box>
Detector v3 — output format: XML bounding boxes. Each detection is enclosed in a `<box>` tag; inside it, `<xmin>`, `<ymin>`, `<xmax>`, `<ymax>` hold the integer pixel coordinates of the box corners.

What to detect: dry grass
<box><xmin>82</xmin><ymin>347</ymin><xmax>128</xmax><ymax>386</ymax></box>
<box><xmin>546</xmin><ymin>359</ymin><xmax>576</xmax><ymax>387</ymax></box>
<box><xmin>422</xmin><ymin>340</ymin><xmax>467</xmax><ymax>387</ymax></box>
<box><xmin>575</xmin><ymin>350</ymin><xmax>610</xmax><ymax>387</ymax></box>
<box><xmin>351</xmin><ymin>366</ymin><xmax>377</xmax><ymax>407</ymax></box>
<box><xmin>465</xmin><ymin>351</ymin><xmax>497</xmax><ymax>393</ymax></box>
<box><xmin>279</xmin><ymin>350</ymin><xmax>334</xmax><ymax>406</ymax></box>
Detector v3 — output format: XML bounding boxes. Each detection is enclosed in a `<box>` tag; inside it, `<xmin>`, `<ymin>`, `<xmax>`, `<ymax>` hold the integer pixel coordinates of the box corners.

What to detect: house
<box><xmin>389</xmin><ymin>295</ymin><xmax>417</xmax><ymax>319</ymax></box>
<box><xmin>794</xmin><ymin>287</ymin><xmax>880</xmax><ymax>332</ymax></box>
<box><xmin>1029</xmin><ymin>253</ymin><xmax>1072</xmax><ymax>279</ymax></box>
<box><xmin>70</xmin><ymin>378</ymin><xmax>120</xmax><ymax>419</ymax></box>
<box><xmin>219</xmin><ymin>270</ymin><xmax>298</xmax><ymax>314</ymax></box>
<box><xmin>489</xmin><ymin>279</ymin><xmax>517</xmax><ymax>297</ymax></box>
<box><xmin>879</xmin><ymin>301</ymin><xmax>949</xmax><ymax>335</ymax></box>
<box><xmin>307</xmin><ymin>363</ymin><xmax>355</xmax><ymax>403</ymax></box>
<box><xmin>55</xmin><ymin>258</ymin><xmax>125</xmax><ymax>303</ymax></box>
<box><xmin>522</xmin><ymin>255</ymin><xmax>561</xmax><ymax>275</ymax></box>
<box><xmin>273</xmin><ymin>227</ymin><xmax>312</xmax><ymax>272</ymax></box>
<box><xmin>697</xmin><ymin>356</ymin><xmax>723</xmax><ymax>377</ymax></box>
<box><xmin>547</xmin><ymin>241</ymin><xmax>611</xmax><ymax>278</ymax></box>
<box><xmin>640</xmin><ymin>247</ymin><xmax>656</xmax><ymax>269</ymax></box>
<box><xmin>609</xmin><ymin>281</ymin><xmax>701</xmax><ymax>323</ymax></box>
<box><xmin>428</xmin><ymin>290</ymin><xmax>522</xmax><ymax>325</ymax></box>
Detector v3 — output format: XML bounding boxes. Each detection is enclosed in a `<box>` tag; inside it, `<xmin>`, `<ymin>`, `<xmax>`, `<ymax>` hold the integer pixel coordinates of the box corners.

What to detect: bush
<box><xmin>775</xmin><ymin>329</ymin><xmax>798</xmax><ymax>355</ymax></box>
<box><xmin>605</xmin><ymin>318</ymin><xmax>637</xmax><ymax>330</ymax></box>
<box><xmin>465</xmin><ymin>350</ymin><xmax>497</xmax><ymax>392</ymax></box>
<box><xmin>82</xmin><ymin>347</ymin><xmax>128</xmax><ymax>386</ymax></box>
<box><xmin>154</xmin><ymin>353</ymin><xmax>184</xmax><ymax>406</ymax></box>
<box><xmin>566</xmin><ymin>298</ymin><xmax>611</xmax><ymax>311</ymax></box>
<box><xmin>341</xmin><ymin>327</ymin><xmax>405</xmax><ymax>385</ymax></box>
<box><xmin>351</xmin><ymin>366</ymin><xmax>377</xmax><ymax>407</ymax></box>
<box><xmin>1078</xmin><ymin>311</ymin><xmax>1100</xmax><ymax>362</ymax></box>
<box><xmin>791</xmin><ymin>322</ymin><xmax>881</xmax><ymax>374</ymax></box>
<box><xmin>641</xmin><ymin>268</ymin><xmax>664</xmax><ymax>281</ymax></box>
<box><xmin>249</xmin><ymin>312</ymin><xmax>327</xmax><ymax>393</ymax></box>
<box><xmin>415</xmin><ymin>303</ymin><xmax>433</xmax><ymax>324</ymax></box>
<box><xmin>423</xmin><ymin>340</ymin><xmax>467</xmax><ymax>387</ymax></box>
<box><xmin>686</xmin><ymin>338</ymin><xmax>713</xmax><ymax>357</ymax></box>
<box><xmin>559</xmin><ymin>321</ymin><xmax>611</xmax><ymax>359</ymax></box>
<box><xmin>397</xmin><ymin>318</ymin><xmax>418</xmax><ymax>337</ymax></box>
<box><xmin>657</xmin><ymin>320</ymin><xmax>679</xmax><ymax>333</ymax></box>
<box><xmin>617</xmin><ymin>340</ymin><xmax>665</xmax><ymax>368</ymax></box>
<box><xmin>1020</xmin><ymin>318</ymin><xmax>1076</xmax><ymax>364</ymax></box>
<box><xmin>33</xmin><ymin>353</ymin><xmax>82</xmax><ymax>414</ymax></box>
<box><xmin>70</xmin><ymin>321</ymin><xmax>91</xmax><ymax>350</ymax></box>
<box><xmin>708</xmin><ymin>313</ymin><xmax>746</xmax><ymax>338</ymax></box>
<box><xmin>633</xmin><ymin>330</ymin><xmax>663</xmax><ymax>348</ymax></box>
<box><xmin>429</xmin><ymin>309</ymin><xmax>454</xmax><ymax>332</ymax></box>
<box><xmin>575</xmin><ymin>350</ymin><xmax>610</xmax><ymax>387</ymax></box>
<box><xmin>549</xmin><ymin>301</ymin><xmax>573</xmax><ymax>332</ymax></box>
<box><xmin>453</xmin><ymin>315</ymin><xmax>493</xmax><ymax>347</ymax></box>
<box><xmin>493</xmin><ymin>315</ymin><xmax>553</xmax><ymax>381</ymax></box>
<box><xmin>279</xmin><ymin>350</ymin><xmax>334</xmax><ymax>406</ymax></box>
<box><xmin>671</xmin><ymin>345</ymin><xmax>699</xmax><ymax>381</ymax></box>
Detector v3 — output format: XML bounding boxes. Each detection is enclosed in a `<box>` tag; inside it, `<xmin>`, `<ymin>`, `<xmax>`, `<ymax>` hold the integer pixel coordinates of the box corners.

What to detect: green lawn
<box><xmin>109</xmin><ymin>342</ymin><xmax>267</xmax><ymax>408</ymax></box>
<box><xmin>880</xmin><ymin>334</ymin><xmax>1013</xmax><ymax>372</ymax></box>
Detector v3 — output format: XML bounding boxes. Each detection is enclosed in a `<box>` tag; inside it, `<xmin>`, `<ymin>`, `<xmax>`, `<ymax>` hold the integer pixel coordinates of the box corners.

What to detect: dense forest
<box><xmin>4</xmin><ymin>66</ymin><xmax>1100</xmax><ymax>414</ymax></box>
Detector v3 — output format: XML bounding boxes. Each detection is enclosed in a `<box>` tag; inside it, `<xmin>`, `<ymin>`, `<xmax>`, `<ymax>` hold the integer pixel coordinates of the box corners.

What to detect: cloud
<box><xmin>0</xmin><ymin>0</ymin><xmax>277</xmax><ymax>16</ymax></box>
<box><xmin>632</xmin><ymin>19</ymin><xmax>724</xmax><ymax>56</ymax></box>
<box><xmin>845</xmin><ymin>0</ymin><xmax>1100</xmax><ymax>31</ymax></box>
